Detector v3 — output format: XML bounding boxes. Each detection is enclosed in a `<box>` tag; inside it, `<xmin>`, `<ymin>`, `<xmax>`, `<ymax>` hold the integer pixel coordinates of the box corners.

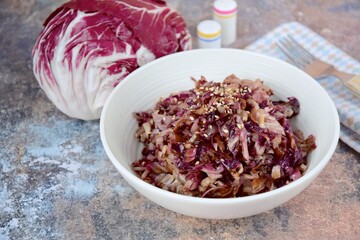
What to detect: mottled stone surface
<box><xmin>0</xmin><ymin>0</ymin><xmax>359</xmax><ymax>239</ymax></box>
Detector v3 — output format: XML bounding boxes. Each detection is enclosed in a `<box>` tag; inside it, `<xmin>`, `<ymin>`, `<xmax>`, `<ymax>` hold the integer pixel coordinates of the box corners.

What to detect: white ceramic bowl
<box><xmin>100</xmin><ymin>49</ymin><xmax>339</xmax><ymax>219</ymax></box>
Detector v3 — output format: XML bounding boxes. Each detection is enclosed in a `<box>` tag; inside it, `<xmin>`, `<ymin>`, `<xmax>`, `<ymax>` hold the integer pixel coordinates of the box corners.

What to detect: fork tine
<box><xmin>277</xmin><ymin>39</ymin><xmax>303</xmax><ymax>67</ymax></box>
<box><xmin>277</xmin><ymin>35</ymin><xmax>319</xmax><ymax>70</ymax></box>
<box><xmin>282</xmin><ymin>37</ymin><xmax>313</xmax><ymax>65</ymax></box>
<box><xmin>277</xmin><ymin>38</ymin><xmax>307</xmax><ymax>68</ymax></box>
<box><xmin>287</xmin><ymin>35</ymin><xmax>316</xmax><ymax>62</ymax></box>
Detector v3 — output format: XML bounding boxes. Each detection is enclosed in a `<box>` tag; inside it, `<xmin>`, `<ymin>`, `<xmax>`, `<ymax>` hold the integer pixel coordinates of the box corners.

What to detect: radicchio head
<box><xmin>32</xmin><ymin>0</ymin><xmax>191</xmax><ymax>120</ymax></box>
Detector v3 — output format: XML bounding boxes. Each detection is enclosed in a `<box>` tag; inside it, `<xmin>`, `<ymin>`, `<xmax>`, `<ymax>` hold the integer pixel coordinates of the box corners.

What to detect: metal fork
<box><xmin>277</xmin><ymin>35</ymin><xmax>360</xmax><ymax>98</ymax></box>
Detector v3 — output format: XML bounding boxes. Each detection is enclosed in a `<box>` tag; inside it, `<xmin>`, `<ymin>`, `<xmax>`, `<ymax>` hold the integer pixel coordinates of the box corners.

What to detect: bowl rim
<box><xmin>100</xmin><ymin>48</ymin><xmax>340</xmax><ymax>204</ymax></box>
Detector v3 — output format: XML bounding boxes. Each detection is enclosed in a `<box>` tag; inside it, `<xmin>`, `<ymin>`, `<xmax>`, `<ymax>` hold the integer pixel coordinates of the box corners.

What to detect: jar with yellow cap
<box><xmin>197</xmin><ymin>20</ymin><xmax>222</xmax><ymax>49</ymax></box>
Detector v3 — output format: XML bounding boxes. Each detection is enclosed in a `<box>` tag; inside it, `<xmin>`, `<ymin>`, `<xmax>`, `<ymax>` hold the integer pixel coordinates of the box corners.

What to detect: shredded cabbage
<box><xmin>132</xmin><ymin>75</ymin><xmax>316</xmax><ymax>198</ymax></box>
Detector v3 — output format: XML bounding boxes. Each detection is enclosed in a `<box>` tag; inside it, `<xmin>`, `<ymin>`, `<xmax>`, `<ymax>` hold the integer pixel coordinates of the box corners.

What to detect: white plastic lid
<box><xmin>213</xmin><ymin>0</ymin><xmax>237</xmax><ymax>14</ymax></box>
<box><xmin>197</xmin><ymin>20</ymin><xmax>221</xmax><ymax>39</ymax></box>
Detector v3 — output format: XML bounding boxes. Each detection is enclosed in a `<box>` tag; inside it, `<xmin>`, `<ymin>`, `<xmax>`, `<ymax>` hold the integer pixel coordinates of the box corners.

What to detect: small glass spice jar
<box><xmin>213</xmin><ymin>0</ymin><xmax>237</xmax><ymax>46</ymax></box>
<box><xmin>197</xmin><ymin>20</ymin><xmax>222</xmax><ymax>49</ymax></box>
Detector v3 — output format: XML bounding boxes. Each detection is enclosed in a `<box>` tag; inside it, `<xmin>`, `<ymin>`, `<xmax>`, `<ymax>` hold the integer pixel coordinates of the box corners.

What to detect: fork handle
<box><xmin>329</xmin><ymin>68</ymin><xmax>355</xmax><ymax>82</ymax></box>
<box><xmin>328</xmin><ymin>68</ymin><xmax>360</xmax><ymax>97</ymax></box>
<box><xmin>344</xmin><ymin>75</ymin><xmax>360</xmax><ymax>98</ymax></box>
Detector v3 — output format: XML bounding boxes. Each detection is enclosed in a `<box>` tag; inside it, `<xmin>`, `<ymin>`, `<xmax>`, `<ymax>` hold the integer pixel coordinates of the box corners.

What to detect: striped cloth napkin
<box><xmin>245</xmin><ymin>21</ymin><xmax>360</xmax><ymax>152</ymax></box>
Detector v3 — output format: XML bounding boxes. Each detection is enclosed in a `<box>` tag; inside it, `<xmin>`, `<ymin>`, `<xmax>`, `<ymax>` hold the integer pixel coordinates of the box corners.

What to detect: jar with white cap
<box><xmin>197</xmin><ymin>20</ymin><xmax>222</xmax><ymax>49</ymax></box>
<box><xmin>213</xmin><ymin>0</ymin><xmax>237</xmax><ymax>46</ymax></box>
